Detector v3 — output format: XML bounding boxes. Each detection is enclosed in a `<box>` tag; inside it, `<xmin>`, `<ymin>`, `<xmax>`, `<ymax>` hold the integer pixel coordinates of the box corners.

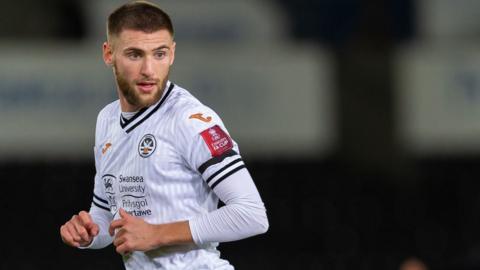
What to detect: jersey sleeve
<box><xmin>84</xmin><ymin>166</ymin><xmax>114</xmax><ymax>249</ymax></box>
<box><xmin>176</xmin><ymin>104</ymin><xmax>269</xmax><ymax>244</ymax></box>
<box><xmin>81</xmin><ymin>111</ymin><xmax>114</xmax><ymax>249</ymax></box>
<box><xmin>189</xmin><ymin>166</ymin><xmax>269</xmax><ymax>244</ymax></box>
<box><xmin>176</xmin><ymin>105</ymin><xmax>245</xmax><ymax>191</ymax></box>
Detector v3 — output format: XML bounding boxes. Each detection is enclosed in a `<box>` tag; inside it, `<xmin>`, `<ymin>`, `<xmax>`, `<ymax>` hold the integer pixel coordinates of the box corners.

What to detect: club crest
<box><xmin>138</xmin><ymin>134</ymin><xmax>156</xmax><ymax>158</ymax></box>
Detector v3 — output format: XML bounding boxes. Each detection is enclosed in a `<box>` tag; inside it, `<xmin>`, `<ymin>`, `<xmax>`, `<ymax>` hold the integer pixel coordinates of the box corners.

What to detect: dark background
<box><xmin>1</xmin><ymin>1</ymin><xmax>479</xmax><ymax>269</ymax></box>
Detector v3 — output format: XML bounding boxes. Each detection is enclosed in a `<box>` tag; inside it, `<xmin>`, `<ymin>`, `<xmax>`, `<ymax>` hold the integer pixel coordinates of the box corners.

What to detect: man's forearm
<box><xmin>152</xmin><ymin>220</ymin><xmax>194</xmax><ymax>248</ymax></box>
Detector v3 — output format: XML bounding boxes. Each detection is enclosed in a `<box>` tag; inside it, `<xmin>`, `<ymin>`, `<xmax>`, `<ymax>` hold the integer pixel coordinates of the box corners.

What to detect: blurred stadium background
<box><xmin>1</xmin><ymin>0</ymin><xmax>480</xmax><ymax>269</ymax></box>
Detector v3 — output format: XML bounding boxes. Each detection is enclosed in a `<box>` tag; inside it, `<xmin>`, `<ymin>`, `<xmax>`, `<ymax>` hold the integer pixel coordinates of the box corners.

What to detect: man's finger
<box><xmin>65</xmin><ymin>223</ymin><xmax>81</xmax><ymax>244</ymax></box>
<box><xmin>60</xmin><ymin>225</ymin><xmax>77</xmax><ymax>247</ymax></box>
<box><xmin>87</xmin><ymin>223</ymin><xmax>99</xmax><ymax>237</ymax></box>
<box><xmin>69</xmin><ymin>215</ymin><xmax>90</xmax><ymax>242</ymax></box>
<box><xmin>109</xmin><ymin>219</ymin><xmax>126</xmax><ymax>236</ymax></box>
<box><xmin>119</xmin><ymin>208</ymin><xmax>131</xmax><ymax>219</ymax></box>
<box><xmin>116</xmin><ymin>242</ymin><xmax>132</xmax><ymax>255</ymax></box>
<box><xmin>72</xmin><ymin>219</ymin><xmax>90</xmax><ymax>242</ymax></box>
<box><xmin>78</xmin><ymin>211</ymin><xmax>93</xmax><ymax>226</ymax></box>
<box><xmin>113</xmin><ymin>231</ymin><xmax>127</xmax><ymax>247</ymax></box>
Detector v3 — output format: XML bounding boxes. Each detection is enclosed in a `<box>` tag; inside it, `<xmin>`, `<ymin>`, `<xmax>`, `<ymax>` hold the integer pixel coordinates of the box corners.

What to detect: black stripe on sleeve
<box><xmin>206</xmin><ymin>158</ymin><xmax>242</xmax><ymax>184</ymax></box>
<box><xmin>210</xmin><ymin>165</ymin><xmax>246</xmax><ymax>190</ymax></box>
<box><xmin>198</xmin><ymin>149</ymin><xmax>238</xmax><ymax>174</ymax></box>
<box><xmin>93</xmin><ymin>201</ymin><xmax>110</xmax><ymax>212</ymax></box>
<box><xmin>93</xmin><ymin>193</ymin><xmax>108</xmax><ymax>205</ymax></box>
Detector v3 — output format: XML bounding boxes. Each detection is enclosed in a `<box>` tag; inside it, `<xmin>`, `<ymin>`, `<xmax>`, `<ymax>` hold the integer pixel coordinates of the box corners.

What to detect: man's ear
<box><xmin>103</xmin><ymin>42</ymin><xmax>114</xmax><ymax>66</ymax></box>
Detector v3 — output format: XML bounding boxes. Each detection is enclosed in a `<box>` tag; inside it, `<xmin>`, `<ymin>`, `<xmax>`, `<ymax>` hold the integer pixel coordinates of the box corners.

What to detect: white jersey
<box><xmin>87</xmin><ymin>81</ymin><xmax>267</xmax><ymax>269</ymax></box>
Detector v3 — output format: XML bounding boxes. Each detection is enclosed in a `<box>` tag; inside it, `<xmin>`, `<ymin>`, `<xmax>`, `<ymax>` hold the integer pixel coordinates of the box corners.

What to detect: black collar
<box><xmin>119</xmin><ymin>82</ymin><xmax>174</xmax><ymax>134</ymax></box>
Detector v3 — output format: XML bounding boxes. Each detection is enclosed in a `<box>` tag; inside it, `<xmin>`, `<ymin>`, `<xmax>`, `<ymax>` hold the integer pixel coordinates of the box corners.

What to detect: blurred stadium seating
<box><xmin>2</xmin><ymin>1</ymin><xmax>480</xmax><ymax>269</ymax></box>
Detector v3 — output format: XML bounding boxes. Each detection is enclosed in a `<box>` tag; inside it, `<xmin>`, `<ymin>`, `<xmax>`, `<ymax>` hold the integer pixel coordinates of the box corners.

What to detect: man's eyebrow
<box><xmin>153</xmin><ymin>45</ymin><xmax>170</xmax><ymax>51</ymax></box>
<box><xmin>123</xmin><ymin>47</ymin><xmax>143</xmax><ymax>53</ymax></box>
<box><xmin>123</xmin><ymin>45</ymin><xmax>170</xmax><ymax>52</ymax></box>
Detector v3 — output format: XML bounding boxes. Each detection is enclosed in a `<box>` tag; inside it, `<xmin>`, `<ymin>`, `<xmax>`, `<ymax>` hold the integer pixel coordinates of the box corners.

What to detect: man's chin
<box><xmin>128</xmin><ymin>85</ymin><xmax>164</xmax><ymax>108</ymax></box>
<box><xmin>136</xmin><ymin>94</ymin><xmax>161</xmax><ymax>108</ymax></box>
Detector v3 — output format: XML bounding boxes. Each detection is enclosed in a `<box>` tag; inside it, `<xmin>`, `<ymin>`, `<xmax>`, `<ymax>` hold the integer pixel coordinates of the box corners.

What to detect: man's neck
<box><xmin>121</xmin><ymin>111</ymin><xmax>138</xmax><ymax>120</ymax></box>
<box><xmin>119</xmin><ymin>96</ymin><xmax>143</xmax><ymax>112</ymax></box>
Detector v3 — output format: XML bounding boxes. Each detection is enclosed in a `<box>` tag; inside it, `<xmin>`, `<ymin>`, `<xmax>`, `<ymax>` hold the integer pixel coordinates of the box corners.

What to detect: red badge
<box><xmin>200</xmin><ymin>125</ymin><xmax>233</xmax><ymax>157</ymax></box>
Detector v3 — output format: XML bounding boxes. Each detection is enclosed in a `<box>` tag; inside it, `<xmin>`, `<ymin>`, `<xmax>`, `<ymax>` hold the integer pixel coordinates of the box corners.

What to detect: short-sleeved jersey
<box><xmin>91</xmin><ymin>81</ymin><xmax>244</xmax><ymax>269</ymax></box>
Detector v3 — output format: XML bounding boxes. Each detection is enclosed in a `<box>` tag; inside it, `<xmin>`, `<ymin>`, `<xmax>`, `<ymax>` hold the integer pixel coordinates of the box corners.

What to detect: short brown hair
<box><xmin>107</xmin><ymin>1</ymin><xmax>174</xmax><ymax>39</ymax></box>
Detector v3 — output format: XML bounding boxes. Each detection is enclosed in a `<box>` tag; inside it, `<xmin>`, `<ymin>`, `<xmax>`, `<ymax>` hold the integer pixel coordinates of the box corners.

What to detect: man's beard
<box><xmin>114</xmin><ymin>65</ymin><xmax>166</xmax><ymax>109</ymax></box>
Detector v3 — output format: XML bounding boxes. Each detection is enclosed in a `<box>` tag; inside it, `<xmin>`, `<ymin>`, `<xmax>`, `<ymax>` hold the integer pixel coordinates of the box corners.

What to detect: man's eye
<box><xmin>127</xmin><ymin>53</ymin><xmax>141</xmax><ymax>60</ymax></box>
<box><xmin>155</xmin><ymin>52</ymin><xmax>166</xmax><ymax>58</ymax></box>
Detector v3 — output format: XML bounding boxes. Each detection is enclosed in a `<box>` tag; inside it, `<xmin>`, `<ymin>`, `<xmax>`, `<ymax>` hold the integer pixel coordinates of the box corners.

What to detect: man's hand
<box><xmin>109</xmin><ymin>208</ymin><xmax>159</xmax><ymax>255</ymax></box>
<box><xmin>60</xmin><ymin>211</ymin><xmax>99</xmax><ymax>247</ymax></box>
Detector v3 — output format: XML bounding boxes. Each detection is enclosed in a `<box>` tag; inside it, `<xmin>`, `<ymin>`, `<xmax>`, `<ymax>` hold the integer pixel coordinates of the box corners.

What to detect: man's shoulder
<box><xmin>168</xmin><ymin>83</ymin><xmax>209</xmax><ymax>117</ymax></box>
<box><xmin>168</xmin><ymin>84</ymin><xmax>225</xmax><ymax>134</ymax></box>
<box><xmin>97</xmin><ymin>100</ymin><xmax>120</xmax><ymax>121</ymax></box>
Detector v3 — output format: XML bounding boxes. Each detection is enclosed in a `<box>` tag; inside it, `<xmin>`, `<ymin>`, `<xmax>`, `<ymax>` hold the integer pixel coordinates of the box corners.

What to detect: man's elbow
<box><xmin>258</xmin><ymin>213</ymin><xmax>269</xmax><ymax>234</ymax></box>
<box><xmin>251</xmin><ymin>209</ymin><xmax>269</xmax><ymax>235</ymax></box>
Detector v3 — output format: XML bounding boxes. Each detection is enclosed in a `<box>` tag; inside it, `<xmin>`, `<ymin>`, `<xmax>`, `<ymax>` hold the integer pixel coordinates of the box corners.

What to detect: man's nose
<box><xmin>140</xmin><ymin>56</ymin><xmax>154</xmax><ymax>77</ymax></box>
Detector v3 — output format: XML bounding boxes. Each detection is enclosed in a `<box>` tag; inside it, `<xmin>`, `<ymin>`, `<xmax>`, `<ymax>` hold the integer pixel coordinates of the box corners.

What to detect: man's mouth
<box><xmin>136</xmin><ymin>81</ymin><xmax>157</xmax><ymax>93</ymax></box>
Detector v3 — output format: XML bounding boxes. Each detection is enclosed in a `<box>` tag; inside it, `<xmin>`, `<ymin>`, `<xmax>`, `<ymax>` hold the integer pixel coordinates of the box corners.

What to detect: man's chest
<box><xmin>96</xmin><ymin>122</ymin><xmax>186</xmax><ymax>217</ymax></box>
<box><xmin>98</xmin><ymin>125</ymin><xmax>179</xmax><ymax>174</ymax></box>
